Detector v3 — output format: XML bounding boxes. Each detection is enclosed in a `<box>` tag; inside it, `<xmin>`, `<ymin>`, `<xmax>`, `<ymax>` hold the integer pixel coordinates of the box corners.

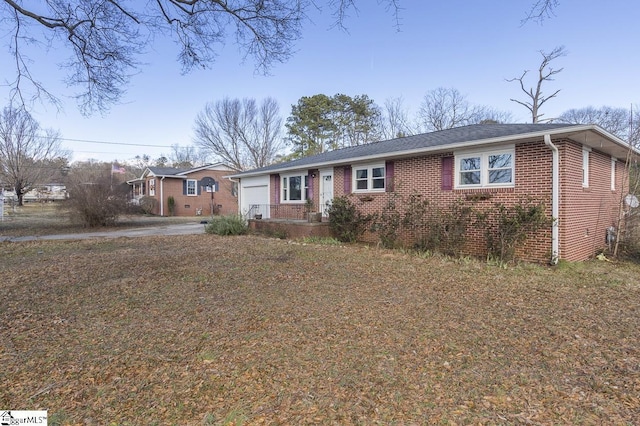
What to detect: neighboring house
<box><xmin>23</xmin><ymin>184</ymin><xmax>68</xmax><ymax>202</ymax></box>
<box><xmin>128</xmin><ymin>163</ymin><xmax>238</xmax><ymax>217</ymax></box>
<box><xmin>230</xmin><ymin>123</ymin><xmax>639</xmax><ymax>262</ymax></box>
<box><xmin>1</xmin><ymin>184</ymin><xmax>67</xmax><ymax>202</ymax></box>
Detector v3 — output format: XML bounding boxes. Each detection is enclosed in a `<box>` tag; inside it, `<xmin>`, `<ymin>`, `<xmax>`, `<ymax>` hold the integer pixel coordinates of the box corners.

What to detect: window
<box><xmin>281</xmin><ymin>173</ymin><xmax>309</xmax><ymax>202</ymax></box>
<box><xmin>186</xmin><ymin>179</ymin><xmax>197</xmax><ymax>196</ymax></box>
<box><xmin>353</xmin><ymin>163</ymin><xmax>385</xmax><ymax>192</ymax></box>
<box><xmin>611</xmin><ymin>157</ymin><xmax>617</xmax><ymax>191</ymax></box>
<box><xmin>455</xmin><ymin>147</ymin><xmax>514</xmax><ymax>188</ymax></box>
<box><xmin>149</xmin><ymin>178</ymin><xmax>155</xmax><ymax>196</ymax></box>
<box><xmin>582</xmin><ymin>147</ymin><xmax>591</xmax><ymax>188</ymax></box>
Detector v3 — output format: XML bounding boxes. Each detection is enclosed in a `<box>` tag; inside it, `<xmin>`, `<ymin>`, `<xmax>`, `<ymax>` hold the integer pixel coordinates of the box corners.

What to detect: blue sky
<box><xmin>1</xmin><ymin>0</ymin><xmax>638</xmax><ymax>163</ymax></box>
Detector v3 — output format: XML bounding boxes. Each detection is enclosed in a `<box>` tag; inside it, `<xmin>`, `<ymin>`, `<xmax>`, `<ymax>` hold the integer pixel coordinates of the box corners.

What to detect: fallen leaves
<box><xmin>0</xmin><ymin>235</ymin><xmax>639</xmax><ymax>424</ymax></box>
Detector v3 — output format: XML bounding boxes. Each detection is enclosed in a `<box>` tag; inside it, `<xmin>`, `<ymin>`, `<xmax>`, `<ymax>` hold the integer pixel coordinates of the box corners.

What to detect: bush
<box><xmin>371</xmin><ymin>192</ymin><xmax>470</xmax><ymax>255</ymax></box>
<box><xmin>618</xmin><ymin>210</ymin><xmax>640</xmax><ymax>261</ymax></box>
<box><xmin>205</xmin><ymin>215</ymin><xmax>248</xmax><ymax>236</ymax></box>
<box><xmin>65</xmin><ymin>177</ymin><xmax>129</xmax><ymax>227</ymax></box>
<box><xmin>371</xmin><ymin>192</ymin><xmax>403</xmax><ymax>248</ymax></box>
<box><xmin>479</xmin><ymin>197</ymin><xmax>551</xmax><ymax>263</ymax></box>
<box><xmin>406</xmin><ymin>197</ymin><xmax>471</xmax><ymax>256</ymax></box>
<box><xmin>139</xmin><ymin>196</ymin><xmax>157</xmax><ymax>214</ymax></box>
<box><xmin>327</xmin><ymin>196</ymin><xmax>373</xmax><ymax>243</ymax></box>
<box><xmin>167</xmin><ymin>196</ymin><xmax>176</xmax><ymax>216</ymax></box>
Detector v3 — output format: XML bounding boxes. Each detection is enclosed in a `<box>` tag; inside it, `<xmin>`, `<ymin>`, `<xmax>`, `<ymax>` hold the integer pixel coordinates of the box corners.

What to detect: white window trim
<box><xmin>186</xmin><ymin>179</ymin><xmax>197</xmax><ymax>196</ymax></box>
<box><xmin>280</xmin><ymin>172</ymin><xmax>308</xmax><ymax>203</ymax></box>
<box><xmin>352</xmin><ymin>162</ymin><xmax>386</xmax><ymax>193</ymax></box>
<box><xmin>454</xmin><ymin>146</ymin><xmax>515</xmax><ymax>189</ymax></box>
<box><xmin>611</xmin><ymin>157</ymin><xmax>617</xmax><ymax>191</ymax></box>
<box><xmin>149</xmin><ymin>178</ymin><xmax>155</xmax><ymax>196</ymax></box>
<box><xmin>582</xmin><ymin>147</ymin><xmax>591</xmax><ymax>188</ymax></box>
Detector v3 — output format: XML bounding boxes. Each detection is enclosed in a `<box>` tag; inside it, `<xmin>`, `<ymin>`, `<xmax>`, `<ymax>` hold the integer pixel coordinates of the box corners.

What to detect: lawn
<box><xmin>1</xmin><ymin>232</ymin><xmax>639</xmax><ymax>424</ymax></box>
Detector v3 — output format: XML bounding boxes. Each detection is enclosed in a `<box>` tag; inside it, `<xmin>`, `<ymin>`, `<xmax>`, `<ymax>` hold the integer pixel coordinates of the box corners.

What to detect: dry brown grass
<box><xmin>1</xmin><ymin>233</ymin><xmax>639</xmax><ymax>425</ymax></box>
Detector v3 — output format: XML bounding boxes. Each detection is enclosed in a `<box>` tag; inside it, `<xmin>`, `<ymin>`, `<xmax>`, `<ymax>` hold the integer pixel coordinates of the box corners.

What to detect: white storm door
<box><xmin>319</xmin><ymin>169</ymin><xmax>334</xmax><ymax>217</ymax></box>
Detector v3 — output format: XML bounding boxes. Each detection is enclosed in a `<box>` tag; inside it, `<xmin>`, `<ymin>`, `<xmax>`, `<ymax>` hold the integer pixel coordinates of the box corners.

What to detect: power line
<box><xmin>61</xmin><ymin>137</ymin><xmax>173</xmax><ymax>148</ymax></box>
<box><xmin>4</xmin><ymin>131</ymin><xmax>176</xmax><ymax>148</ymax></box>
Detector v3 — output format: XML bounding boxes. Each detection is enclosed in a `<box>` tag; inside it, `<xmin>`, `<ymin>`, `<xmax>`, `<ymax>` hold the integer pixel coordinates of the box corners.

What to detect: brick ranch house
<box><xmin>230</xmin><ymin>123</ymin><xmax>639</xmax><ymax>263</ymax></box>
<box><xmin>128</xmin><ymin>163</ymin><xmax>238</xmax><ymax>217</ymax></box>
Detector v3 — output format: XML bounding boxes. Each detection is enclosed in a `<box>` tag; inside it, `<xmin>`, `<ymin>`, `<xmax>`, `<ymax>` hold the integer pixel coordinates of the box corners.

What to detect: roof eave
<box><xmin>230</xmin><ymin>125</ymin><xmax>639</xmax><ymax>179</ymax></box>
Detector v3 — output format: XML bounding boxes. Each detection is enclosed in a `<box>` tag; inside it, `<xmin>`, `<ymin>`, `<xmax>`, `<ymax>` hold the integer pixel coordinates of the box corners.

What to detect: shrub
<box><xmin>65</xmin><ymin>177</ymin><xmax>129</xmax><ymax>227</ymax></box>
<box><xmin>205</xmin><ymin>214</ymin><xmax>248</xmax><ymax>236</ymax></box>
<box><xmin>479</xmin><ymin>197</ymin><xmax>551</xmax><ymax>263</ymax></box>
<box><xmin>139</xmin><ymin>196</ymin><xmax>157</xmax><ymax>214</ymax></box>
<box><xmin>619</xmin><ymin>210</ymin><xmax>640</xmax><ymax>261</ymax></box>
<box><xmin>327</xmin><ymin>196</ymin><xmax>373</xmax><ymax>243</ymax></box>
<box><xmin>371</xmin><ymin>192</ymin><xmax>403</xmax><ymax>248</ymax></box>
<box><xmin>410</xmin><ymin>198</ymin><xmax>471</xmax><ymax>256</ymax></box>
<box><xmin>167</xmin><ymin>196</ymin><xmax>176</xmax><ymax>216</ymax></box>
<box><xmin>372</xmin><ymin>192</ymin><xmax>470</xmax><ymax>256</ymax></box>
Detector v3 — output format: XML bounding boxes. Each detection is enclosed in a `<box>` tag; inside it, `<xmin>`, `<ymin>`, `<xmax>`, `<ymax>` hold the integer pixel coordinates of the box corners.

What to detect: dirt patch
<box><xmin>1</xmin><ymin>235</ymin><xmax>639</xmax><ymax>424</ymax></box>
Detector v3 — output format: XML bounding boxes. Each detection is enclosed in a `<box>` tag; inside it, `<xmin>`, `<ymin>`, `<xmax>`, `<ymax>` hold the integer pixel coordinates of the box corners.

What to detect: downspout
<box><xmin>160</xmin><ymin>176</ymin><xmax>165</xmax><ymax>216</ymax></box>
<box><xmin>544</xmin><ymin>134</ymin><xmax>559</xmax><ymax>264</ymax></box>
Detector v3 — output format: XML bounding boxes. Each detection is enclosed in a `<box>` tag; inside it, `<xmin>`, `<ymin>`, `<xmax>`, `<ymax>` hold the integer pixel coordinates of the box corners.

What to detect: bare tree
<box><xmin>166</xmin><ymin>144</ymin><xmax>208</xmax><ymax>168</ymax></box>
<box><xmin>0</xmin><ymin>105</ymin><xmax>70</xmax><ymax>205</ymax></box>
<box><xmin>193</xmin><ymin>97</ymin><xmax>284</xmax><ymax>171</ymax></box>
<box><xmin>558</xmin><ymin>105</ymin><xmax>640</xmax><ymax>147</ymax></box>
<box><xmin>473</xmin><ymin>106</ymin><xmax>514</xmax><ymax>125</ymax></box>
<box><xmin>131</xmin><ymin>154</ymin><xmax>152</xmax><ymax>172</ymax></box>
<box><xmin>417</xmin><ymin>87</ymin><xmax>512</xmax><ymax>132</ymax></box>
<box><xmin>418</xmin><ymin>88</ymin><xmax>471</xmax><ymax>132</ymax></box>
<box><xmin>523</xmin><ymin>0</ymin><xmax>560</xmax><ymax>23</ymax></box>
<box><xmin>381</xmin><ymin>96</ymin><xmax>414</xmax><ymax>139</ymax></box>
<box><xmin>1</xmin><ymin>1</ymin><xmax>403</xmax><ymax>115</ymax></box>
<box><xmin>507</xmin><ymin>46</ymin><xmax>567</xmax><ymax>123</ymax></box>
<box><xmin>558</xmin><ymin>106</ymin><xmax>629</xmax><ymax>138</ymax></box>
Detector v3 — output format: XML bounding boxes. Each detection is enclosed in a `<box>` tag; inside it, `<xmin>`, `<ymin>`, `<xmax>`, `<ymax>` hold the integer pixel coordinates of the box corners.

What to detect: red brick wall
<box><xmin>146</xmin><ymin>169</ymin><xmax>237</xmax><ymax>217</ymax></box>
<box><xmin>329</xmin><ymin>142</ymin><xmax>552</xmax><ymax>261</ymax></box>
<box><xmin>249</xmin><ymin>220</ymin><xmax>332</xmax><ymax>239</ymax></box>
<box><xmin>269</xmin><ymin>171</ymin><xmax>321</xmax><ymax>220</ymax></box>
<box><xmin>265</xmin><ymin>137</ymin><xmax>627</xmax><ymax>262</ymax></box>
<box><xmin>558</xmin><ymin>140</ymin><xmax>625</xmax><ymax>261</ymax></box>
<box><xmin>332</xmin><ymin>142</ymin><xmax>554</xmax><ymax>262</ymax></box>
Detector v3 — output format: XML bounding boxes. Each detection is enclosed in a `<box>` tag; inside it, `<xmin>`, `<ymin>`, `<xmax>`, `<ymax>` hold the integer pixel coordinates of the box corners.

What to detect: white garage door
<box><xmin>240</xmin><ymin>176</ymin><xmax>270</xmax><ymax>218</ymax></box>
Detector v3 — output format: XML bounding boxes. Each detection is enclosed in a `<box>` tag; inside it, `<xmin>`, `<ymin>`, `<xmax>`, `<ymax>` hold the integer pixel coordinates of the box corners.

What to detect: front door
<box><xmin>319</xmin><ymin>169</ymin><xmax>334</xmax><ymax>217</ymax></box>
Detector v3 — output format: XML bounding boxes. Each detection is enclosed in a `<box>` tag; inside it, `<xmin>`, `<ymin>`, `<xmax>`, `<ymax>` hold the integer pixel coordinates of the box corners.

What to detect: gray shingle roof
<box><xmin>147</xmin><ymin>167</ymin><xmax>191</xmax><ymax>176</ymax></box>
<box><xmin>233</xmin><ymin>123</ymin><xmax>581</xmax><ymax>176</ymax></box>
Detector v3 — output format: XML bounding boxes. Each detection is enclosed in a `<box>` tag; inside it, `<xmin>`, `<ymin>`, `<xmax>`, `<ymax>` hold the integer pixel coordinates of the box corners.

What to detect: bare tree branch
<box><xmin>507</xmin><ymin>46</ymin><xmax>567</xmax><ymax>123</ymax></box>
<box><xmin>417</xmin><ymin>87</ymin><xmax>512</xmax><ymax>132</ymax></box>
<box><xmin>381</xmin><ymin>96</ymin><xmax>414</xmax><ymax>139</ymax></box>
<box><xmin>193</xmin><ymin>97</ymin><xmax>284</xmax><ymax>170</ymax></box>
<box><xmin>522</xmin><ymin>0</ymin><xmax>560</xmax><ymax>24</ymax></box>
